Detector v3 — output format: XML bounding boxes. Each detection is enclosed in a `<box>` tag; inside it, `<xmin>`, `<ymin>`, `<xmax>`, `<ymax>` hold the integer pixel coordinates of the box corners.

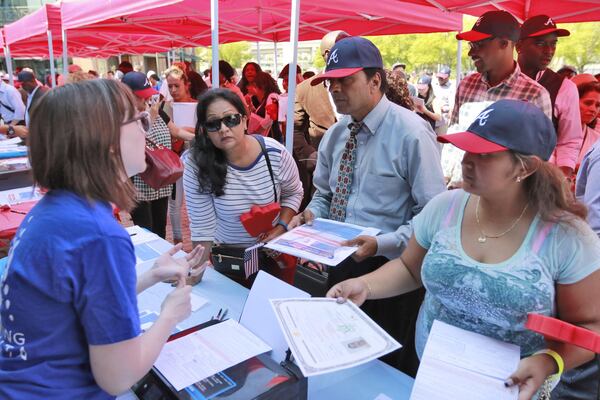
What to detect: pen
<box><xmin>221</xmin><ymin>309</ymin><xmax>228</xmax><ymax>320</ymax></box>
<box><xmin>215</xmin><ymin>308</ymin><xmax>222</xmax><ymax>320</ymax></box>
<box><xmin>129</xmin><ymin>232</ymin><xmax>137</xmax><ymax>237</ymax></box>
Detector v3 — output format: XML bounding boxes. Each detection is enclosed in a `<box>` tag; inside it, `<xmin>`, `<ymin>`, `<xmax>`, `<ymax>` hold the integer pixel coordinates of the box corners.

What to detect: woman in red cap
<box><xmin>329</xmin><ymin>99</ymin><xmax>600</xmax><ymax>399</ymax></box>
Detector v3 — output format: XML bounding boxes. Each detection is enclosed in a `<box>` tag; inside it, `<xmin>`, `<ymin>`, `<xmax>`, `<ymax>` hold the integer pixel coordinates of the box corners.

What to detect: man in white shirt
<box><xmin>0</xmin><ymin>78</ymin><xmax>25</xmax><ymax>125</ymax></box>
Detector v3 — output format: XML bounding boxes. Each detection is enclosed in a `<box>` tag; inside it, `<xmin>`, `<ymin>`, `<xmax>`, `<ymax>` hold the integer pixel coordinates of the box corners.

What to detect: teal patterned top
<box><xmin>413</xmin><ymin>190</ymin><xmax>600</xmax><ymax>358</ymax></box>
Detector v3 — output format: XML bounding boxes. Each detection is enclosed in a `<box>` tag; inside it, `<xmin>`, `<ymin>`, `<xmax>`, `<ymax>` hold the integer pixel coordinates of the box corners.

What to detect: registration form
<box><xmin>270</xmin><ymin>298</ymin><xmax>400</xmax><ymax>376</ymax></box>
<box><xmin>410</xmin><ymin>320</ymin><xmax>520</xmax><ymax>400</ymax></box>
<box><xmin>154</xmin><ymin>319</ymin><xmax>271</xmax><ymax>391</ymax></box>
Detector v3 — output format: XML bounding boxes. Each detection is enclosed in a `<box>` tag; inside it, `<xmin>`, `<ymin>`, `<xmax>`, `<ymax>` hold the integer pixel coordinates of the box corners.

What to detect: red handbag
<box><xmin>139</xmin><ymin>137</ymin><xmax>184</xmax><ymax>190</ymax></box>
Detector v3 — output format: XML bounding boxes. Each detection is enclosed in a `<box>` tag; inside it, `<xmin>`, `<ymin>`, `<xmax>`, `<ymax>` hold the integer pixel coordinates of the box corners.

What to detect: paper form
<box><xmin>410</xmin><ymin>320</ymin><xmax>519</xmax><ymax>400</ymax></box>
<box><xmin>270</xmin><ymin>298</ymin><xmax>400</xmax><ymax>376</ymax></box>
<box><xmin>172</xmin><ymin>102</ymin><xmax>197</xmax><ymax>129</ymax></box>
<box><xmin>264</xmin><ymin>218</ymin><xmax>380</xmax><ymax>265</ymax></box>
<box><xmin>154</xmin><ymin>319</ymin><xmax>271</xmax><ymax>391</ymax></box>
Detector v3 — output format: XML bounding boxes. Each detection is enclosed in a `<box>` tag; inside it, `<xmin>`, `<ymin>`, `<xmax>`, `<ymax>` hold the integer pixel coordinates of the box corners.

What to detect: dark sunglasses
<box><xmin>203</xmin><ymin>113</ymin><xmax>242</xmax><ymax>133</ymax></box>
<box><xmin>122</xmin><ymin>111</ymin><xmax>151</xmax><ymax>133</ymax></box>
<box><xmin>468</xmin><ymin>37</ymin><xmax>494</xmax><ymax>50</ymax></box>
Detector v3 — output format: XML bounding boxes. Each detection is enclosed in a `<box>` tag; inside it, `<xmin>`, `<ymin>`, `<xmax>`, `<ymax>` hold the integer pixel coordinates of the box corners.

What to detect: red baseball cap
<box><xmin>520</xmin><ymin>15</ymin><xmax>570</xmax><ymax>40</ymax></box>
<box><xmin>456</xmin><ymin>10</ymin><xmax>520</xmax><ymax>42</ymax></box>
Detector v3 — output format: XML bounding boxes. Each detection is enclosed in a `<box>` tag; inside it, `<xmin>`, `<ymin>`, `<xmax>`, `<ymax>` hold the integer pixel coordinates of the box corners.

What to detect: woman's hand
<box><xmin>259</xmin><ymin>225</ymin><xmax>286</xmax><ymax>243</ymax></box>
<box><xmin>505</xmin><ymin>354</ymin><xmax>557</xmax><ymax>400</ymax></box>
<box><xmin>326</xmin><ymin>278</ymin><xmax>369</xmax><ymax>306</ymax></box>
<box><xmin>151</xmin><ymin>244</ymin><xmax>206</xmax><ymax>285</ymax></box>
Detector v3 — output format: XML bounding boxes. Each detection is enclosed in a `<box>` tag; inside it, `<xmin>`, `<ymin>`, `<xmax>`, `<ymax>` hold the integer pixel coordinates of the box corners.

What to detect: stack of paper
<box><xmin>154</xmin><ymin>319</ymin><xmax>271</xmax><ymax>391</ymax></box>
<box><xmin>410</xmin><ymin>321</ymin><xmax>520</xmax><ymax>400</ymax></box>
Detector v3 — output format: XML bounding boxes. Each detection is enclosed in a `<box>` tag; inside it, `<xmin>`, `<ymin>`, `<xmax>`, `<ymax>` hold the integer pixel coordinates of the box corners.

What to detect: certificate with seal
<box><xmin>270</xmin><ymin>298</ymin><xmax>400</xmax><ymax>376</ymax></box>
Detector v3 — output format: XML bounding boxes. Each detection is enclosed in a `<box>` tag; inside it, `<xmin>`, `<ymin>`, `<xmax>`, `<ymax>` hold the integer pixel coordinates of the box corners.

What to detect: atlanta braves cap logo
<box><xmin>474</xmin><ymin>108</ymin><xmax>494</xmax><ymax>126</ymax></box>
<box><xmin>544</xmin><ymin>17</ymin><xmax>554</xmax><ymax>26</ymax></box>
<box><xmin>328</xmin><ymin>48</ymin><xmax>340</xmax><ymax>66</ymax></box>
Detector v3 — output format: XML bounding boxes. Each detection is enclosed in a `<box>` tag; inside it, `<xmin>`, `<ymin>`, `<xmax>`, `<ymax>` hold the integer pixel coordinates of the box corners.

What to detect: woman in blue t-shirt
<box><xmin>328</xmin><ymin>100</ymin><xmax>600</xmax><ymax>400</ymax></box>
<box><xmin>0</xmin><ymin>79</ymin><xmax>205</xmax><ymax>399</ymax></box>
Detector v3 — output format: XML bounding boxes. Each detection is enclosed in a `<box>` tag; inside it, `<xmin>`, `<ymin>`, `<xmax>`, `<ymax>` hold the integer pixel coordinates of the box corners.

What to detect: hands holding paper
<box><xmin>505</xmin><ymin>354</ymin><xmax>558</xmax><ymax>400</ymax></box>
<box><xmin>327</xmin><ymin>278</ymin><xmax>369</xmax><ymax>306</ymax></box>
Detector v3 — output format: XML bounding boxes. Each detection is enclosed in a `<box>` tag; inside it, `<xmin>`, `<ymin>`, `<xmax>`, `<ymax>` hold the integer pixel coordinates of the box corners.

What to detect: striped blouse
<box><xmin>183</xmin><ymin>136</ymin><xmax>303</xmax><ymax>244</ymax></box>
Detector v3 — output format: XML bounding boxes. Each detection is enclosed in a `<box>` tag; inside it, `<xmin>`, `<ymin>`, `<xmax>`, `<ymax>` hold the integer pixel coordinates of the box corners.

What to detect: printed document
<box><xmin>410</xmin><ymin>320</ymin><xmax>519</xmax><ymax>400</ymax></box>
<box><xmin>172</xmin><ymin>102</ymin><xmax>197</xmax><ymax>128</ymax></box>
<box><xmin>270</xmin><ymin>298</ymin><xmax>400</xmax><ymax>376</ymax></box>
<box><xmin>264</xmin><ymin>218</ymin><xmax>380</xmax><ymax>265</ymax></box>
<box><xmin>154</xmin><ymin>319</ymin><xmax>271</xmax><ymax>391</ymax></box>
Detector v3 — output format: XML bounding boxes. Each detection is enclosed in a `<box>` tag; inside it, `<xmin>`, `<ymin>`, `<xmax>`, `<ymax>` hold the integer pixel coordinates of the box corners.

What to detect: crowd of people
<box><xmin>0</xmin><ymin>9</ymin><xmax>600</xmax><ymax>400</ymax></box>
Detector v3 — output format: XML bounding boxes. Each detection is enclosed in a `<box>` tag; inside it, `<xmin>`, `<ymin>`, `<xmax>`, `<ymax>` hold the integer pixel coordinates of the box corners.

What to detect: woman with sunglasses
<box><xmin>183</xmin><ymin>88</ymin><xmax>303</xmax><ymax>282</ymax></box>
<box><xmin>328</xmin><ymin>100</ymin><xmax>600</xmax><ymax>399</ymax></box>
<box><xmin>0</xmin><ymin>79</ymin><xmax>205</xmax><ymax>398</ymax></box>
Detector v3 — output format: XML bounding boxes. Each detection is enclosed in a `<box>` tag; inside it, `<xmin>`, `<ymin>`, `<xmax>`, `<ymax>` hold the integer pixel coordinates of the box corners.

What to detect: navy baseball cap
<box><xmin>520</xmin><ymin>15</ymin><xmax>570</xmax><ymax>40</ymax></box>
<box><xmin>122</xmin><ymin>71</ymin><xmax>158</xmax><ymax>99</ymax></box>
<box><xmin>456</xmin><ymin>11</ymin><xmax>520</xmax><ymax>42</ymax></box>
<box><xmin>311</xmin><ymin>37</ymin><xmax>383</xmax><ymax>86</ymax></box>
<box><xmin>438</xmin><ymin>99</ymin><xmax>556</xmax><ymax>160</ymax></box>
<box><xmin>437</xmin><ymin>65</ymin><xmax>451</xmax><ymax>78</ymax></box>
<box><xmin>416</xmin><ymin>75</ymin><xmax>432</xmax><ymax>90</ymax></box>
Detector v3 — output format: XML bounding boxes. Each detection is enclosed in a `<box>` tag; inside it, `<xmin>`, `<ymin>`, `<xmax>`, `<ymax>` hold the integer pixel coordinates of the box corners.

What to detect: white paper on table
<box><xmin>172</xmin><ymin>102</ymin><xmax>197</xmax><ymax>129</ymax></box>
<box><xmin>270</xmin><ymin>298</ymin><xmax>400</xmax><ymax>377</ymax></box>
<box><xmin>0</xmin><ymin>186</ymin><xmax>42</xmax><ymax>205</ymax></box>
<box><xmin>240</xmin><ymin>271</ymin><xmax>310</xmax><ymax>363</ymax></box>
<box><xmin>0</xmin><ymin>137</ymin><xmax>23</xmax><ymax>146</ymax></box>
<box><xmin>190</xmin><ymin>293</ymin><xmax>208</xmax><ymax>312</ymax></box>
<box><xmin>264</xmin><ymin>218</ymin><xmax>380</xmax><ymax>266</ymax></box>
<box><xmin>154</xmin><ymin>319</ymin><xmax>271</xmax><ymax>391</ymax></box>
<box><xmin>410</xmin><ymin>320</ymin><xmax>520</xmax><ymax>400</ymax></box>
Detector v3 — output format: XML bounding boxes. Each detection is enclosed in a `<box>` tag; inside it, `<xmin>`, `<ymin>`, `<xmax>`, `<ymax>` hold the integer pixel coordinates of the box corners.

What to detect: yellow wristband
<box><xmin>534</xmin><ymin>349</ymin><xmax>564</xmax><ymax>377</ymax></box>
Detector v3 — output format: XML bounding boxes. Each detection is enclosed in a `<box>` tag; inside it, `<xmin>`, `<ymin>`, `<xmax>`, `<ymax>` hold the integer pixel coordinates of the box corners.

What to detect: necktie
<box><xmin>329</xmin><ymin>121</ymin><xmax>363</xmax><ymax>221</ymax></box>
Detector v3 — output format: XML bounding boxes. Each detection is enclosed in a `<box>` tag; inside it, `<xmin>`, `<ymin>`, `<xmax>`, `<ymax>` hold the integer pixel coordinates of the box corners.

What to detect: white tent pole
<box><xmin>273</xmin><ymin>41</ymin><xmax>278</xmax><ymax>75</ymax></box>
<box><xmin>4</xmin><ymin>45</ymin><xmax>14</xmax><ymax>86</ymax></box>
<box><xmin>118</xmin><ymin>54</ymin><xmax>122</xmax><ymax>64</ymax></box>
<box><xmin>256</xmin><ymin>42</ymin><xmax>261</xmax><ymax>65</ymax></box>
<box><xmin>62</xmin><ymin>29</ymin><xmax>68</xmax><ymax>78</ymax></box>
<box><xmin>456</xmin><ymin>40</ymin><xmax>462</xmax><ymax>87</ymax></box>
<box><xmin>155</xmin><ymin>52</ymin><xmax>159</xmax><ymax>71</ymax></box>
<box><xmin>47</xmin><ymin>30</ymin><xmax>57</xmax><ymax>88</ymax></box>
<box><xmin>284</xmin><ymin>0</ymin><xmax>300</xmax><ymax>153</ymax></box>
<box><xmin>211</xmin><ymin>0</ymin><xmax>219</xmax><ymax>88</ymax></box>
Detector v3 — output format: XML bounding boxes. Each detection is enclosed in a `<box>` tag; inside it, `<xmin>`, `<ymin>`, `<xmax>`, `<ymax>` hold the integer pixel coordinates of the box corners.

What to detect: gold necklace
<box><xmin>475</xmin><ymin>197</ymin><xmax>529</xmax><ymax>244</ymax></box>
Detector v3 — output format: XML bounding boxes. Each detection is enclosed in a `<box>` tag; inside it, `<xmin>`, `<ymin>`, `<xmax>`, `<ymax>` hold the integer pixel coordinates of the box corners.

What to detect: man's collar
<box><xmin>481</xmin><ymin>61</ymin><xmax>521</xmax><ymax>88</ymax></box>
<box><xmin>353</xmin><ymin>95</ymin><xmax>390</xmax><ymax>136</ymax></box>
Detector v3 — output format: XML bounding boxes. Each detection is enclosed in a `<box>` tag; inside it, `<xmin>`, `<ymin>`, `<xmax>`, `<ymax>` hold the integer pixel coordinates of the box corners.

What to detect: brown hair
<box><xmin>28</xmin><ymin>79</ymin><xmax>138</xmax><ymax>210</ymax></box>
<box><xmin>385</xmin><ymin>69</ymin><xmax>413</xmax><ymax>111</ymax></box>
<box><xmin>577</xmin><ymin>81</ymin><xmax>600</xmax><ymax>129</ymax></box>
<box><xmin>513</xmin><ymin>153</ymin><xmax>587</xmax><ymax>223</ymax></box>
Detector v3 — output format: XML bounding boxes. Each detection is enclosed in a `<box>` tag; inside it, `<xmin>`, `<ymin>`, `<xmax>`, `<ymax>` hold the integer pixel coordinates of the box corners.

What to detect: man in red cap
<box><xmin>442</xmin><ymin>10</ymin><xmax>552</xmax><ymax>187</ymax></box>
<box><xmin>517</xmin><ymin>15</ymin><xmax>582</xmax><ymax>178</ymax></box>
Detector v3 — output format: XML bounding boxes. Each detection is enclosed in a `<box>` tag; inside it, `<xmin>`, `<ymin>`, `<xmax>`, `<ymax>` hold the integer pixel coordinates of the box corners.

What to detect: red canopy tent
<box><xmin>407</xmin><ymin>0</ymin><xmax>600</xmax><ymax>22</ymax></box>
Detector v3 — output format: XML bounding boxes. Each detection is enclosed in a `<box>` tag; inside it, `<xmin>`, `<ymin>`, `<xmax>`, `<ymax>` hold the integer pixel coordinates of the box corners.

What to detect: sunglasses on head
<box><xmin>122</xmin><ymin>111</ymin><xmax>151</xmax><ymax>133</ymax></box>
<box><xmin>203</xmin><ymin>113</ymin><xmax>242</xmax><ymax>133</ymax></box>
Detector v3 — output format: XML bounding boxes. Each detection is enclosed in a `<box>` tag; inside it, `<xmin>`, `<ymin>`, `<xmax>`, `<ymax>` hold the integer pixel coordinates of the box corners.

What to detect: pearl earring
<box><xmin>516</xmin><ymin>176</ymin><xmax>522</xmax><ymax>183</ymax></box>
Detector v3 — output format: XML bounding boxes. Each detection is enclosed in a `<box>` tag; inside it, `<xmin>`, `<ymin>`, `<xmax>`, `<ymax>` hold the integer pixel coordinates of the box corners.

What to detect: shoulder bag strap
<box><xmin>253</xmin><ymin>135</ymin><xmax>278</xmax><ymax>203</ymax></box>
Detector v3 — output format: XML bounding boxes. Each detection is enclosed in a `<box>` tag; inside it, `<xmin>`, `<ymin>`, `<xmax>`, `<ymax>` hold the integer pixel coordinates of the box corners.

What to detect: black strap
<box><xmin>253</xmin><ymin>135</ymin><xmax>278</xmax><ymax>203</ymax></box>
<box><xmin>0</xmin><ymin>100</ymin><xmax>15</xmax><ymax>114</ymax></box>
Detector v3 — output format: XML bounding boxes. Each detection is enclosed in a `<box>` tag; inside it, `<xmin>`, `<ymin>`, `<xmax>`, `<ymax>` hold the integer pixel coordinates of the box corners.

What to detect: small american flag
<box><xmin>244</xmin><ymin>243</ymin><xmax>262</xmax><ymax>278</ymax></box>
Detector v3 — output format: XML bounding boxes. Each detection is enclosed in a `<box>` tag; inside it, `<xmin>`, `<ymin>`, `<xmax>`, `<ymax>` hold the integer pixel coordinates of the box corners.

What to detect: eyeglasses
<box><xmin>468</xmin><ymin>37</ymin><xmax>494</xmax><ymax>50</ymax></box>
<box><xmin>122</xmin><ymin>111</ymin><xmax>151</xmax><ymax>133</ymax></box>
<box><xmin>203</xmin><ymin>113</ymin><xmax>242</xmax><ymax>133</ymax></box>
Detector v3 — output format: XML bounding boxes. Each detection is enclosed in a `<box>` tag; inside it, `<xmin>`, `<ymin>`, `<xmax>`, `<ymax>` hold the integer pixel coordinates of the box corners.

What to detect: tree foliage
<box><xmin>553</xmin><ymin>23</ymin><xmax>600</xmax><ymax>72</ymax></box>
<box><xmin>196</xmin><ymin>42</ymin><xmax>252</xmax><ymax>69</ymax></box>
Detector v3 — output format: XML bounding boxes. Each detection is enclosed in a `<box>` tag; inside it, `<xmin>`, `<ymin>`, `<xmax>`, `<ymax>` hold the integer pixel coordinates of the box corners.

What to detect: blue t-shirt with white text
<box><xmin>0</xmin><ymin>190</ymin><xmax>140</xmax><ymax>399</ymax></box>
